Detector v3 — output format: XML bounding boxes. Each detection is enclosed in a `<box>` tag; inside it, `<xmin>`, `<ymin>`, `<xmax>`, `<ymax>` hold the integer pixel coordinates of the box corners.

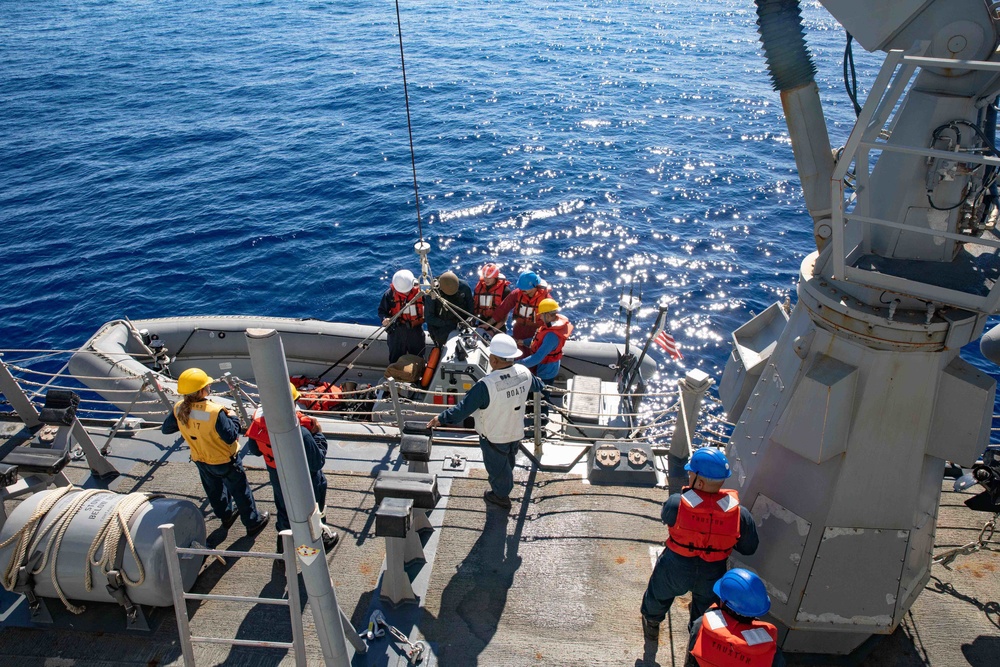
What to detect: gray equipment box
<box><xmin>374</xmin><ymin>471</ymin><xmax>441</xmax><ymax>509</ymax></box>
<box><xmin>400</xmin><ymin>421</ymin><xmax>432</xmax><ymax>462</ymax></box>
<box><xmin>375</xmin><ymin>497</ymin><xmax>413</xmax><ymax>538</ymax></box>
<box><xmin>587</xmin><ymin>440</ymin><xmax>656</xmax><ymax>487</ymax></box>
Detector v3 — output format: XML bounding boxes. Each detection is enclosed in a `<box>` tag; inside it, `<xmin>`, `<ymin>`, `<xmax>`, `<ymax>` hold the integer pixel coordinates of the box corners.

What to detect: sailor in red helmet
<box><xmin>687</xmin><ymin>569</ymin><xmax>784</xmax><ymax>667</ymax></box>
<box><xmin>378</xmin><ymin>268</ymin><xmax>426</xmax><ymax>363</ymax></box>
<box><xmin>473</xmin><ymin>263</ymin><xmax>511</xmax><ymax>331</ymax></box>
<box><xmin>488</xmin><ymin>270</ymin><xmax>550</xmax><ymax>352</ymax></box>
<box><xmin>519</xmin><ymin>298</ymin><xmax>573</xmax><ymax>384</ymax></box>
<box><xmin>641</xmin><ymin>447</ymin><xmax>759</xmax><ymax>642</ymax></box>
<box><xmin>245</xmin><ymin>382</ymin><xmax>340</xmax><ymax>554</ymax></box>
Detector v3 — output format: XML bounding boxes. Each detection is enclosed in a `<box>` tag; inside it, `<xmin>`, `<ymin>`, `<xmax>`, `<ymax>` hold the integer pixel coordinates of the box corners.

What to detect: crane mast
<box><xmin>719</xmin><ymin>0</ymin><xmax>1000</xmax><ymax>654</ymax></box>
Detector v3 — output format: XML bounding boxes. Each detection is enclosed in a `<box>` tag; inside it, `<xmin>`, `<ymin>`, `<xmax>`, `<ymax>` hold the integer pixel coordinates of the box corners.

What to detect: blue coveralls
<box><xmin>247</xmin><ymin>425</ymin><xmax>329</xmax><ymax>533</ymax></box>
<box><xmin>641</xmin><ymin>493</ymin><xmax>759</xmax><ymax>631</ymax></box>
<box><xmin>162</xmin><ymin>408</ymin><xmax>265</xmax><ymax>528</ymax></box>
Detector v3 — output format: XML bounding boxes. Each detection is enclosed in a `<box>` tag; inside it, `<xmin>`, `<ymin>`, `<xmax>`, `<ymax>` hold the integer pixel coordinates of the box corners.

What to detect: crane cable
<box><xmin>394</xmin><ymin>0</ymin><xmax>424</xmax><ymax>244</ymax></box>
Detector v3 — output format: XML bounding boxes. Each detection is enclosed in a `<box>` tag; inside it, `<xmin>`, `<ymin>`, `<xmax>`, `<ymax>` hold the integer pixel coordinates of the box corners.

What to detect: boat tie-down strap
<box><xmin>103</xmin><ymin>493</ymin><xmax>164</xmax><ymax>624</ymax></box>
<box><xmin>13</xmin><ymin>551</ymin><xmax>45</xmax><ymax>614</ymax></box>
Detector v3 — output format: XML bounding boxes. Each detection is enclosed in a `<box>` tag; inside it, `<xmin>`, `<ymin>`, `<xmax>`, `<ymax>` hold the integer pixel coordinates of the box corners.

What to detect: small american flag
<box><xmin>653</xmin><ymin>327</ymin><xmax>683</xmax><ymax>360</ymax></box>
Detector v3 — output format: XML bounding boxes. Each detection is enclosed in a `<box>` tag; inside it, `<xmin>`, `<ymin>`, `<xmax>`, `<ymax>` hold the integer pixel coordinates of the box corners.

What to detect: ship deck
<box><xmin>1</xmin><ymin>420</ymin><xmax>997</xmax><ymax>667</ymax></box>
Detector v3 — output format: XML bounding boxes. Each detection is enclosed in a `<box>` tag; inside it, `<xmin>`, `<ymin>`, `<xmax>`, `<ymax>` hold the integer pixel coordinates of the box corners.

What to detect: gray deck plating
<box><xmin>0</xmin><ymin>423</ymin><xmax>997</xmax><ymax>666</ymax></box>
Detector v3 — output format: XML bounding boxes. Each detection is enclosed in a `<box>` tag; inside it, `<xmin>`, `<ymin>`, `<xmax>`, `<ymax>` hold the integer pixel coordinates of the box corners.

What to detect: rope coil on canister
<box><xmin>0</xmin><ymin>487</ymin><xmax>162</xmax><ymax>615</ymax></box>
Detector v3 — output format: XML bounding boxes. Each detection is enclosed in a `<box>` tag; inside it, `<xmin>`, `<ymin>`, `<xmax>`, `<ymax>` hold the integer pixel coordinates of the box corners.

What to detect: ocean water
<box><xmin>4</xmin><ymin>1</ymin><xmax>990</xmax><ymax>400</ymax></box>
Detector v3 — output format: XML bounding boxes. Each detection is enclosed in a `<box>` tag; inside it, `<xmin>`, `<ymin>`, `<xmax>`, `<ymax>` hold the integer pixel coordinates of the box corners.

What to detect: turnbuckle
<box><xmin>375</xmin><ymin>615</ymin><xmax>426</xmax><ymax>664</ymax></box>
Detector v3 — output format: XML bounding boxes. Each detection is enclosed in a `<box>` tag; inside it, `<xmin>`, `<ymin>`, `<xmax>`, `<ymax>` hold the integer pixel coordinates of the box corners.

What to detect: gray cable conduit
<box><xmin>755</xmin><ymin>0</ymin><xmax>817</xmax><ymax>92</ymax></box>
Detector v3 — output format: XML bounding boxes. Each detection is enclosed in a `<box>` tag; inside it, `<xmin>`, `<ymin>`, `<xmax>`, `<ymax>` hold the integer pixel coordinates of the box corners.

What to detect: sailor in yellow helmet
<box><xmin>519</xmin><ymin>298</ymin><xmax>574</xmax><ymax>383</ymax></box>
<box><xmin>161</xmin><ymin>368</ymin><xmax>269</xmax><ymax>535</ymax></box>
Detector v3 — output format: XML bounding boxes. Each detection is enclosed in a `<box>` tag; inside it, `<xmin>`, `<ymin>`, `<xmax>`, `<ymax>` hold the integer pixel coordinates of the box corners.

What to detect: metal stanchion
<box><xmin>245</xmin><ymin>328</ymin><xmax>352</xmax><ymax>666</ymax></box>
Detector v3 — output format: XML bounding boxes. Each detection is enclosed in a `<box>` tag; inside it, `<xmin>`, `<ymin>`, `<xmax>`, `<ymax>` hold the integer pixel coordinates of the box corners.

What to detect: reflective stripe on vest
<box><xmin>690</xmin><ymin>604</ymin><xmax>777</xmax><ymax>667</ymax></box>
<box><xmin>391</xmin><ymin>287</ymin><xmax>424</xmax><ymax>326</ymax></box>
<box><xmin>513</xmin><ymin>287</ymin><xmax>548</xmax><ymax>327</ymax></box>
<box><xmin>175</xmin><ymin>399</ymin><xmax>237</xmax><ymax>465</ymax></box>
<box><xmin>529</xmin><ymin>314</ymin><xmax>574</xmax><ymax>364</ymax></box>
<box><xmin>666</xmin><ymin>488</ymin><xmax>740</xmax><ymax>561</ymax></box>
<box><xmin>474</xmin><ymin>278</ymin><xmax>508</xmax><ymax>320</ymax></box>
<box><xmin>476</xmin><ymin>363</ymin><xmax>533</xmax><ymax>443</ymax></box>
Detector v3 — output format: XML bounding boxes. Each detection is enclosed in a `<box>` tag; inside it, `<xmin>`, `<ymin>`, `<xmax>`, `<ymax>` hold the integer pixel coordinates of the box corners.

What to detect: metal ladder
<box><xmin>159</xmin><ymin>524</ymin><xmax>308</xmax><ymax>666</ymax></box>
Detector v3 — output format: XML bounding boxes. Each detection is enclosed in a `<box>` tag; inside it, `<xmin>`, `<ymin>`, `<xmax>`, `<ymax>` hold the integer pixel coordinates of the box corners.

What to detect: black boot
<box><xmin>641</xmin><ymin>615</ymin><xmax>660</xmax><ymax>642</ymax></box>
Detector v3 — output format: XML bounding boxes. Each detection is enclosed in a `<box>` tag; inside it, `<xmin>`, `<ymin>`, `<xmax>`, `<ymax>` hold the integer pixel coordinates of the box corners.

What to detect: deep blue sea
<box><xmin>4</xmin><ymin>0</ymin><xmax>994</xmax><ymax>400</ymax></box>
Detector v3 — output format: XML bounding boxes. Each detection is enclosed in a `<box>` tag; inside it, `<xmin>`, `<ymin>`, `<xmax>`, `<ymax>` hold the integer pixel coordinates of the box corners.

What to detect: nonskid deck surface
<box><xmin>0</xmin><ymin>424</ymin><xmax>996</xmax><ymax>666</ymax></box>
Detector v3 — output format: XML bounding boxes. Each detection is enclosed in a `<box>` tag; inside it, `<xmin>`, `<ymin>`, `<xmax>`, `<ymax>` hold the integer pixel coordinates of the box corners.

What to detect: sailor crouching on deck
<box><xmin>686</xmin><ymin>569</ymin><xmax>784</xmax><ymax>667</ymax></box>
<box><xmin>245</xmin><ymin>382</ymin><xmax>340</xmax><ymax>554</ymax></box>
<box><xmin>426</xmin><ymin>333</ymin><xmax>544</xmax><ymax>510</ymax></box>
<box><xmin>641</xmin><ymin>447</ymin><xmax>758</xmax><ymax>642</ymax></box>
<box><xmin>162</xmin><ymin>368</ymin><xmax>270</xmax><ymax>536</ymax></box>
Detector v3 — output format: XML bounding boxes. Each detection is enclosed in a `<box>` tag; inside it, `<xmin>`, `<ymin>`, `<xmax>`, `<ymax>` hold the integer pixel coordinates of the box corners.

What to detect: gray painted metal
<box><xmin>68</xmin><ymin>316</ymin><xmax>652</xmax><ymax>419</ymax></box>
<box><xmin>0</xmin><ymin>489</ymin><xmax>205</xmax><ymax>607</ymax></box>
<box><xmin>718</xmin><ymin>302</ymin><xmax>787</xmax><ymax>418</ymax></box>
<box><xmin>0</xmin><ymin>357</ymin><xmax>41</xmax><ymax>428</ymax></box>
<box><xmin>244</xmin><ymin>327</ymin><xmax>351</xmax><ymax>666</ymax></box>
<box><xmin>730</xmin><ymin>2</ymin><xmax>1000</xmax><ymax>654</ymax></box>
<box><xmin>669</xmin><ymin>368</ymin><xmax>713</xmax><ymax>459</ymax></box>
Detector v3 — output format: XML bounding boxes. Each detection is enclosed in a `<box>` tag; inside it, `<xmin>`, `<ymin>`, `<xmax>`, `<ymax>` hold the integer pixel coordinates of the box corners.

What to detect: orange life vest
<box><xmin>245</xmin><ymin>409</ymin><xmax>315</xmax><ymax>469</ymax></box>
<box><xmin>690</xmin><ymin>605</ymin><xmax>778</xmax><ymax>667</ymax></box>
<box><xmin>474</xmin><ymin>277</ymin><xmax>509</xmax><ymax>320</ymax></box>
<box><xmin>391</xmin><ymin>287</ymin><xmax>424</xmax><ymax>326</ymax></box>
<box><xmin>513</xmin><ymin>286</ymin><xmax>549</xmax><ymax>328</ymax></box>
<box><xmin>289</xmin><ymin>377</ymin><xmax>342</xmax><ymax>412</ymax></box>
<box><xmin>666</xmin><ymin>488</ymin><xmax>741</xmax><ymax>561</ymax></box>
<box><xmin>529</xmin><ymin>314</ymin><xmax>574</xmax><ymax>364</ymax></box>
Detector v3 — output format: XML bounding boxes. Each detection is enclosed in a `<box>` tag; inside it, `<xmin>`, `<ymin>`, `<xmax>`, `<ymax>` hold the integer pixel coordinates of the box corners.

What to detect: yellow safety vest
<box><xmin>174</xmin><ymin>400</ymin><xmax>237</xmax><ymax>465</ymax></box>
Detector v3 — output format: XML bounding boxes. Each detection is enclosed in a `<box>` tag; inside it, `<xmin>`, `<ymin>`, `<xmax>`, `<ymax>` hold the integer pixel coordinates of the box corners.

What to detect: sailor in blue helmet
<box><xmin>487</xmin><ymin>270</ymin><xmax>550</xmax><ymax>352</ymax></box>
<box><xmin>686</xmin><ymin>569</ymin><xmax>784</xmax><ymax>667</ymax></box>
<box><xmin>641</xmin><ymin>447</ymin><xmax>759</xmax><ymax>643</ymax></box>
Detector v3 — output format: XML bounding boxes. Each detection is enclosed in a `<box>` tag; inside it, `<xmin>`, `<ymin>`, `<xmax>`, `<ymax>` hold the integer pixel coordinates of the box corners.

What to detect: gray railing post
<box><xmin>280</xmin><ymin>530</ymin><xmax>308</xmax><ymax>667</ymax></box>
<box><xmin>222</xmin><ymin>372</ymin><xmax>251</xmax><ymax>430</ymax></box>
<box><xmin>388</xmin><ymin>378</ymin><xmax>405</xmax><ymax>430</ymax></box>
<box><xmin>668</xmin><ymin>369</ymin><xmax>713</xmax><ymax>494</ymax></box>
<box><xmin>144</xmin><ymin>371</ymin><xmax>176</xmax><ymax>414</ymax></box>
<box><xmin>533</xmin><ymin>391</ymin><xmax>542</xmax><ymax>454</ymax></box>
<box><xmin>160</xmin><ymin>523</ymin><xmax>197</xmax><ymax>667</ymax></box>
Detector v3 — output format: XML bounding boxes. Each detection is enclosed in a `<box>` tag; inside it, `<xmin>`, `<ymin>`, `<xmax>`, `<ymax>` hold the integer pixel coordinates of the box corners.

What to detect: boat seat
<box><xmin>36</xmin><ymin>389</ymin><xmax>80</xmax><ymax>426</ymax></box>
<box><xmin>400</xmin><ymin>422</ymin><xmax>432</xmax><ymax>463</ymax></box>
<box><xmin>1</xmin><ymin>446</ymin><xmax>70</xmax><ymax>476</ymax></box>
<box><xmin>0</xmin><ymin>390</ymin><xmax>81</xmax><ymax>476</ymax></box>
<box><xmin>0</xmin><ymin>389</ymin><xmax>80</xmax><ymax>475</ymax></box>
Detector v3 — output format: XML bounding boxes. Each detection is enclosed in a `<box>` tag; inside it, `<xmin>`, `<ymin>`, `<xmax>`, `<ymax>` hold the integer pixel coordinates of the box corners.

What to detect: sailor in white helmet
<box><xmin>426</xmin><ymin>333</ymin><xmax>544</xmax><ymax>510</ymax></box>
<box><xmin>378</xmin><ymin>269</ymin><xmax>427</xmax><ymax>363</ymax></box>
